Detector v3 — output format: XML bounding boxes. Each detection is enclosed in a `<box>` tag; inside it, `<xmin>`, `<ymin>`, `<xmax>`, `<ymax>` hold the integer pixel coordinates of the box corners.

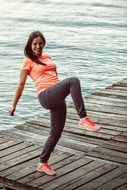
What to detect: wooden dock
<box><xmin>0</xmin><ymin>78</ymin><xmax>127</xmax><ymax>190</ymax></box>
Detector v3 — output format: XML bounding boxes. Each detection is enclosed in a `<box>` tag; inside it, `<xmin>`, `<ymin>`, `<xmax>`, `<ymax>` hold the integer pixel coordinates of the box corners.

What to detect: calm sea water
<box><xmin>0</xmin><ymin>0</ymin><xmax>127</xmax><ymax>130</ymax></box>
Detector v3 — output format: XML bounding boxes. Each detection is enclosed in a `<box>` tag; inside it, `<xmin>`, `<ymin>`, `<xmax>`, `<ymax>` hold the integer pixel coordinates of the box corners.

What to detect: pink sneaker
<box><xmin>79</xmin><ymin>116</ymin><xmax>101</xmax><ymax>131</ymax></box>
<box><xmin>37</xmin><ymin>162</ymin><xmax>56</xmax><ymax>176</ymax></box>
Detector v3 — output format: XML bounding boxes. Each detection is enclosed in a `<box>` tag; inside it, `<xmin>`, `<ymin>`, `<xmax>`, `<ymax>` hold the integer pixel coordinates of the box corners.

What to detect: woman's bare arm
<box><xmin>9</xmin><ymin>69</ymin><xmax>29</xmax><ymax>116</ymax></box>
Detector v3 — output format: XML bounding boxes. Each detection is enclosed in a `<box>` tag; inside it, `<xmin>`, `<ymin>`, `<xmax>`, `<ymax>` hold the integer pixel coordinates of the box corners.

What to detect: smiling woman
<box><xmin>8</xmin><ymin>30</ymin><xmax>100</xmax><ymax>176</ymax></box>
<box><xmin>24</xmin><ymin>31</ymin><xmax>46</xmax><ymax>65</ymax></box>
<box><xmin>1</xmin><ymin>0</ymin><xmax>126</xmax><ymax>137</ymax></box>
<box><xmin>31</xmin><ymin>37</ymin><xmax>45</xmax><ymax>57</ymax></box>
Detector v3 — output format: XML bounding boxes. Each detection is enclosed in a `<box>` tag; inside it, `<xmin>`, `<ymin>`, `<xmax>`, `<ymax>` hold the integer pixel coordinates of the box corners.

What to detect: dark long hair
<box><xmin>24</xmin><ymin>31</ymin><xmax>46</xmax><ymax>65</ymax></box>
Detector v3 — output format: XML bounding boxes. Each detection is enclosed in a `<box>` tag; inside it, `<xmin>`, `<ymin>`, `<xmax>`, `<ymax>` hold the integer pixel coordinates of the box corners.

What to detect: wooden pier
<box><xmin>0</xmin><ymin>78</ymin><xmax>127</xmax><ymax>190</ymax></box>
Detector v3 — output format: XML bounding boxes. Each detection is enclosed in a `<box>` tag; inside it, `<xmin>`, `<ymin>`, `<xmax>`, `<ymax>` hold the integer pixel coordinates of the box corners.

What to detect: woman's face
<box><xmin>31</xmin><ymin>36</ymin><xmax>45</xmax><ymax>57</ymax></box>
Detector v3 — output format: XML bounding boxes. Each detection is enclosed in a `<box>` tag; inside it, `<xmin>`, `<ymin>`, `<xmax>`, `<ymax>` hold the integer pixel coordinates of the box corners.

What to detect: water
<box><xmin>0</xmin><ymin>0</ymin><xmax>127</xmax><ymax>130</ymax></box>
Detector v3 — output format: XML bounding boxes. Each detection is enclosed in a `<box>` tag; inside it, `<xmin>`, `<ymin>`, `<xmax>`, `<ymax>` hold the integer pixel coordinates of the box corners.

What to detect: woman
<box><xmin>9</xmin><ymin>31</ymin><xmax>101</xmax><ymax>176</ymax></box>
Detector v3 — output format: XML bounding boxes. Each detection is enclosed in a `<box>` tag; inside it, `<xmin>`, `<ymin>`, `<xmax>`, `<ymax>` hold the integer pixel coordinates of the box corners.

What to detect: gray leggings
<box><xmin>38</xmin><ymin>77</ymin><xmax>87</xmax><ymax>163</ymax></box>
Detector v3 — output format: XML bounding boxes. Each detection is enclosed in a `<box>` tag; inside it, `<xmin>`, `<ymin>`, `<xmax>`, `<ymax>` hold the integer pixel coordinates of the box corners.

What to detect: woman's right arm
<box><xmin>9</xmin><ymin>69</ymin><xmax>29</xmax><ymax>116</ymax></box>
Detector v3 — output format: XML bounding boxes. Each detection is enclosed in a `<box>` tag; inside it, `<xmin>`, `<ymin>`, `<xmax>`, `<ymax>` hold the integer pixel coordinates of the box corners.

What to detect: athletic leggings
<box><xmin>38</xmin><ymin>77</ymin><xmax>87</xmax><ymax>163</ymax></box>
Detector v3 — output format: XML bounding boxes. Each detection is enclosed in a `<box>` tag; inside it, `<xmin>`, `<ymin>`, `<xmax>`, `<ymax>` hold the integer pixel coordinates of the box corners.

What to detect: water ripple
<box><xmin>0</xmin><ymin>0</ymin><xmax>127</xmax><ymax>129</ymax></box>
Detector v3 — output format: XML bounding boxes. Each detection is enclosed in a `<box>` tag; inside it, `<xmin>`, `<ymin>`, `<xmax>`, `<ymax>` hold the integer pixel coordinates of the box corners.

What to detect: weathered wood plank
<box><xmin>121</xmin><ymin>131</ymin><xmax>127</xmax><ymax>137</ymax></box>
<box><xmin>24</xmin><ymin>123</ymin><xmax>99</xmax><ymax>153</ymax></box>
<box><xmin>38</xmin><ymin>160</ymin><xmax>105</xmax><ymax>190</ymax></box>
<box><xmin>69</xmin><ymin>112</ymin><xmax>127</xmax><ymax>130</ymax></box>
<box><xmin>25</xmin><ymin>156</ymin><xmax>91</xmax><ymax>189</ymax></box>
<box><xmin>3</xmin><ymin>152</ymin><xmax>73</xmax><ymax>190</ymax></box>
<box><xmin>0</xmin><ymin>142</ymin><xmax>33</xmax><ymax>159</ymax></box>
<box><xmin>94</xmin><ymin>88</ymin><xmax>127</xmax><ymax>95</ymax></box>
<box><xmin>101</xmin><ymin>140</ymin><xmax>127</xmax><ymax>153</ymax></box>
<box><xmin>114</xmin><ymin>184</ymin><xmax>127</xmax><ymax>190</ymax></box>
<box><xmin>106</xmin><ymin>86</ymin><xmax>127</xmax><ymax>91</ymax></box>
<box><xmin>92</xmin><ymin>89</ymin><xmax>127</xmax><ymax>99</ymax></box>
<box><xmin>77</xmin><ymin>166</ymin><xmax>127</xmax><ymax>190</ymax></box>
<box><xmin>1</xmin><ymin>129</ymin><xmax>84</xmax><ymax>155</ymax></box>
<box><xmin>26</xmin><ymin>118</ymin><xmax>115</xmax><ymax>140</ymax></box>
<box><xmin>85</xmin><ymin>96</ymin><xmax>127</xmax><ymax>108</ymax></box>
<box><xmin>87</xmin><ymin>147</ymin><xmax>127</xmax><ymax>164</ymax></box>
<box><xmin>95</xmin><ymin>173</ymin><xmax>127</xmax><ymax>190</ymax></box>
<box><xmin>88</xmin><ymin>110</ymin><xmax>127</xmax><ymax>121</ymax></box>
<box><xmin>43</xmin><ymin>106</ymin><xmax>127</xmax><ymax>121</ymax></box>
<box><xmin>16</xmin><ymin>155</ymin><xmax>82</xmax><ymax>190</ymax></box>
<box><xmin>17</xmin><ymin>122</ymin><xmax>103</xmax><ymax>152</ymax></box>
<box><xmin>58</xmin><ymin>136</ymin><xmax>98</xmax><ymax>152</ymax></box>
<box><xmin>85</xmin><ymin>94</ymin><xmax>127</xmax><ymax>104</ymax></box>
<box><xmin>19</xmin><ymin>120</ymin><xmax>126</xmax><ymax>149</ymax></box>
<box><xmin>55</xmin><ymin>163</ymin><xmax>118</xmax><ymax>190</ymax></box>
<box><xmin>38</xmin><ymin>110</ymin><xmax>127</xmax><ymax>135</ymax></box>
<box><xmin>86</xmin><ymin>102</ymin><xmax>127</xmax><ymax>116</ymax></box>
<box><xmin>0</xmin><ymin>139</ymin><xmax>23</xmax><ymax>151</ymax></box>
<box><xmin>2</xmin><ymin>149</ymin><xmax>61</xmax><ymax>178</ymax></box>
<box><xmin>16</xmin><ymin>152</ymin><xmax>76</xmax><ymax>186</ymax></box>
<box><xmin>0</xmin><ymin>147</ymin><xmax>42</xmax><ymax>172</ymax></box>
<box><xmin>112</xmin><ymin>134</ymin><xmax>127</xmax><ymax>143</ymax></box>
<box><xmin>66</xmin><ymin>121</ymin><xmax>121</xmax><ymax>136</ymax></box>
<box><xmin>0</xmin><ymin>143</ymin><xmax>39</xmax><ymax>164</ymax></box>
<box><xmin>17</xmin><ymin>122</ymin><xmax>98</xmax><ymax>143</ymax></box>
<box><xmin>71</xmin><ymin>112</ymin><xmax>126</xmax><ymax>129</ymax></box>
<box><xmin>0</xmin><ymin>135</ymin><xmax>12</xmax><ymax>144</ymax></box>
<box><xmin>0</xmin><ymin>157</ymin><xmax>38</xmax><ymax>178</ymax></box>
<box><xmin>1</xmin><ymin>128</ymin><xmax>48</xmax><ymax>145</ymax></box>
<box><xmin>68</xmin><ymin>106</ymin><xmax>127</xmax><ymax>120</ymax></box>
<box><xmin>4</xmin><ymin>125</ymin><xmax>127</xmax><ymax>165</ymax></box>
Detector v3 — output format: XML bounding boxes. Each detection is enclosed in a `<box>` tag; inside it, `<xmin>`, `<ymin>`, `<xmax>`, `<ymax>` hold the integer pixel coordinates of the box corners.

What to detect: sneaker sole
<box><xmin>37</xmin><ymin>168</ymin><xmax>56</xmax><ymax>176</ymax></box>
<box><xmin>79</xmin><ymin>124</ymin><xmax>101</xmax><ymax>132</ymax></box>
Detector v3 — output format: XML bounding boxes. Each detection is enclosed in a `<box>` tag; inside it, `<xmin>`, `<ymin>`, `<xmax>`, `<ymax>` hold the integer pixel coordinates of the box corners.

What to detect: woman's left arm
<box><xmin>9</xmin><ymin>69</ymin><xmax>29</xmax><ymax>116</ymax></box>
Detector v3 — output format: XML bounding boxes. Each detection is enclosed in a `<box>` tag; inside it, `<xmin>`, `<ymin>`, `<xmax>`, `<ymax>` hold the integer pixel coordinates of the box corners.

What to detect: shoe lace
<box><xmin>85</xmin><ymin>117</ymin><xmax>95</xmax><ymax>126</ymax></box>
<box><xmin>45</xmin><ymin>163</ymin><xmax>52</xmax><ymax>170</ymax></box>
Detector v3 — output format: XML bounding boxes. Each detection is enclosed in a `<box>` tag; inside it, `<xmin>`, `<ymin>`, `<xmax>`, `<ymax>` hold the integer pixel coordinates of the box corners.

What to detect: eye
<box><xmin>39</xmin><ymin>42</ymin><xmax>44</xmax><ymax>46</ymax></box>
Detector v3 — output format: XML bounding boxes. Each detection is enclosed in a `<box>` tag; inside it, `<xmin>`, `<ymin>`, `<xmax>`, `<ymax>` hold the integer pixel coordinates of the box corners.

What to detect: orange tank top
<box><xmin>21</xmin><ymin>53</ymin><xmax>60</xmax><ymax>94</ymax></box>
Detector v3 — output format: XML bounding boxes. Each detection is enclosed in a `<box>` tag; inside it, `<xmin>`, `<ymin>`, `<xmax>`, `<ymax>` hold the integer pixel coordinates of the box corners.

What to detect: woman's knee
<box><xmin>69</xmin><ymin>77</ymin><xmax>80</xmax><ymax>85</ymax></box>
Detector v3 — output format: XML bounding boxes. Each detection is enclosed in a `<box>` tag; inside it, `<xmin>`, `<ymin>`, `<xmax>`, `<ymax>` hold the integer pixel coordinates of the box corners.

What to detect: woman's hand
<box><xmin>8</xmin><ymin>106</ymin><xmax>16</xmax><ymax>116</ymax></box>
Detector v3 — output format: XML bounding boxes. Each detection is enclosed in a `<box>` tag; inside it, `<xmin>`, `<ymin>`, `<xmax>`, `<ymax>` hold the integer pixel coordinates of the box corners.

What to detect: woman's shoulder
<box><xmin>21</xmin><ymin>57</ymin><xmax>33</xmax><ymax>70</ymax></box>
<box><xmin>22</xmin><ymin>57</ymin><xmax>33</xmax><ymax>65</ymax></box>
<box><xmin>23</xmin><ymin>56</ymin><xmax>32</xmax><ymax>62</ymax></box>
